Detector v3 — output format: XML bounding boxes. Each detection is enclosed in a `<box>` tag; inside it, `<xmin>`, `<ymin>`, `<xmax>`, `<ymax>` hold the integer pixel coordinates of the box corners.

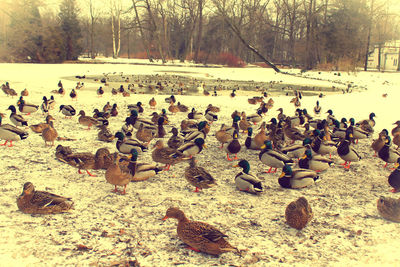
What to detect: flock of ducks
<box><xmin>2</xmin><ymin>78</ymin><xmax>400</xmax><ymax>258</ymax></box>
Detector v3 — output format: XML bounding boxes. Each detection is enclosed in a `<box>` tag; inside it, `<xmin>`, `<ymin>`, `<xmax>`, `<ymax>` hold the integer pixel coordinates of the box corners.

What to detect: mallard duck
<box><xmin>174</xmin><ymin>138</ymin><xmax>206</xmax><ymax>158</ymax></box>
<box><xmin>8</xmin><ymin>105</ymin><xmax>28</xmax><ymax>127</ymax></box>
<box><xmin>136</xmin><ymin>123</ymin><xmax>155</xmax><ymax>145</ymax></box>
<box><xmin>103</xmin><ymin>102</ymin><xmax>112</xmax><ymax>112</ymax></box>
<box><xmin>20</xmin><ymin>88</ymin><xmax>29</xmax><ymax>96</ymax></box>
<box><xmin>259</xmin><ymin>140</ymin><xmax>293</xmax><ymax>173</ymax></box>
<box><xmin>162</xmin><ymin>207</ymin><xmax>238</xmax><ymax>256</ymax></box>
<box><xmin>377</xmin><ymin>197</ymin><xmax>400</xmax><ymax>223</ymax></box>
<box><xmin>17</xmin><ymin>97</ymin><xmax>38</xmax><ymax>114</ymax></box>
<box><xmin>129</xmin><ymin>110</ymin><xmax>156</xmax><ymax>130</ymax></box>
<box><xmin>314</xmin><ymin>101</ymin><xmax>321</xmax><ymax>115</ymax></box>
<box><xmin>326</xmin><ymin>109</ymin><xmax>336</xmax><ymax>125</ymax></box>
<box><xmin>184</xmin><ymin>157</ymin><xmax>216</xmax><ymax>192</ymax></box>
<box><xmin>298</xmin><ymin>149</ymin><xmax>333</xmax><ymax>172</ymax></box>
<box><xmin>165</xmin><ymin>95</ymin><xmax>176</xmax><ymax>104</ymax></box>
<box><xmin>246</xmin><ymin>110</ymin><xmax>263</xmax><ymax>125</ymax></box>
<box><xmin>93</xmin><ymin>108</ymin><xmax>110</xmax><ymax>119</ymax></box>
<box><xmin>168</xmin><ymin>102</ymin><xmax>180</xmax><ymax>114</ymax></box>
<box><xmin>96</xmin><ymin>86</ymin><xmax>104</xmax><ymax>97</ymax></box>
<box><xmin>149</xmin><ymin>97</ymin><xmax>157</xmax><ymax>109</ymax></box>
<box><xmin>152</xmin><ymin>140</ymin><xmax>186</xmax><ymax>170</ymax></box>
<box><xmin>371</xmin><ymin>129</ymin><xmax>388</xmax><ymax>157</ymax></box>
<box><xmin>285</xmin><ymin>197</ymin><xmax>313</xmax><ymax>230</ymax></box>
<box><xmin>105</xmin><ymin>153</ymin><xmax>131</xmax><ymax>194</ymax></box>
<box><xmin>225</xmin><ymin>131</ymin><xmax>241</xmax><ymax>161</ymax></box>
<box><xmin>121</xmin><ymin>117</ymin><xmax>134</xmax><ymax>136</ymax></box>
<box><xmin>207</xmin><ymin>104</ymin><xmax>220</xmax><ymax>113</ymax></box>
<box><xmin>119</xmin><ymin>149</ymin><xmax>162</xmax><ymax>181</ymax></box>
<box><xmin>30</xmin><ymin>115</ymin><xmax>55</xmax><ymax>133</ymax></box>
<box><xmin>59</xmin><ymin>105</ymin><xmax>76</xmax><ymax>118</ymax></box>
<box><xmin>276</xmin><ymin>108</ymin><xmax>286</xmax><ymax>122</ymax></box>
<box><xmin>110</xmin><ymin>103</ymin><xmax>118</xmax><ymax>117</ymax></box>
<box><xmin>58</xmin><ymin>87</ymin><xmax>65</xmax><ymax>96</ymax></box>
<box><xmin>378</xmin><ymin>136</ymin><xmax>400</xmax><ymax>168</ymax></box>
<box><xmin>392</xmin><ymin>121</ymin><xmax>400</xmax><ymax>137</ymax></box>
<box><xmin>115</xmin><ymin>132</ymin><xmax>148</xmax><ymax>154</ymax></box>
<box><xmin>47</xmin><ymin>95</ymin><xmax>56</xmax><ymax>110</ymax></box>
<box><xmin>78</xmin><ymin>110</ymin><xmax>100</xmax><ymax>130</ymax></box>
<box><xmin>348</xmin><ymin>118</ymin><xmax>369</xmax><ymax>142</ymax></box>
<box><xmin>0</xmin><ymin>116</ymin><xmax>28</xmax><ymax>147</ymax></box>
<box><xmin>239</xmin><ymin>112</ymin><xmax>252</xmax><ymax>132</ymax></box>
<box><xmin>394</xmin><ymin>134</ymin><xmax>400</xmax><ymax>150</ymax></box>
<box><xmin>230</xmin><ymin>89</ymin><xmax>236</xmax><ymax>98</ymax></box>
<box><xmin>225</xmin><ymin>115</ymin><xmax>241</xmax><ymax>136</ymax></box>
<box><xmin>245</xmin><ymin>127</ymin><xmax>261</xmax><ymax>150</ymax></box>
<box><xmin>280</xmin><ymin>138</ymin><xmax>312</xmax><ymax>159</ymax></box>
<box><xmin>278</xmin><ymin>164</ymin><xmax>319</xmax><ymax>189</ymax></box>
<box><xmin>331</xmin><ymin>119</ymin><xmax>346</xmax><ymax>139</ymax></box>
<box><xmin>337</xmin><ymin>128</ymin><xmax>361</xmax><ymax>169</ymax></box>
<box><xmin>42</xmin><ymin>120</ymin><xmax>58</xmax><ymax>147</ymax></box>
<box><xmin>204</xmin><ymin>109</ymin><xmax>218</xmax><ymax>124</ymax></box>
<box><xmin>70</xmin><ymin>88</ymin><xmax>77</xmax><ymax>100</ymax></box>
<box><xmin>283</xmin><ymin>117</ymin><xmax>305</xmax><ymax>143</ymax></box>
<box><xmin>128</xmin><ymin>102</ymin><xmax>144</xmax><ymax>113</ymax></box>
<box><xmin>188</xmin><ymin>108</ymin><xmax>203</xmax><ymax>120</ymax></box>
<box><xmin>254</xmin><ymin>121</ymin><xmax>268</xmax><ymax>148</ymax></box>
<box><xmin>177</xmin><ymin>102</ymin><xmax>189</xmax><ymax>112</ymax></box>
<box><xmin>356</xmin><ymin>112</ymin><xmax>375</xmax><ymax>134</ymax></box>
<box><xmin>112</xmin><ymin>88</ymin><xmax>118</xmax><ymax>95</ymax></box>
<box><xmin>215</xmin><ymin>124</ymin><xmax>232</xmax><ymax>149</ymax></box>
<box><xmin>40</xmin><ymin>96</ymin><xmax>50</xmax><ymax>115</ymax></box>
<box><xmin>388</xmin><ymin>158</ymin><xmax>400</xmax><ymax>193</ymax></box>
<box><xmin>55</xmin><ymin>145</ymin><xmax>112</xmax><ymax>176</ymax></box>
<box><xmin>310</xmin><ymin>129</ymin><xmax>337</xmax><ymax>157</ymax></box>
<box><xmin>183</xmin><ymin>121</ymin><xmax>209</xmax><ymax>143</ymax></box>
<box><xmin>233</xmin><ymin>159</ymin><xmax>262</xmax><ymax>194</ymax></box>
<box><xmin>167</xmin><ymin>127</ymin><xmax>183</xmax><ymax>149</ymax></box>
<box><xmin>17</xmin><ymin>182</ymin><xmax>73</xmax><ymax>214</ymax></box>
<box><xmin>97</xmin><ymin>120</ymin><xmax>114</xmax><ymax>142</ymax></box>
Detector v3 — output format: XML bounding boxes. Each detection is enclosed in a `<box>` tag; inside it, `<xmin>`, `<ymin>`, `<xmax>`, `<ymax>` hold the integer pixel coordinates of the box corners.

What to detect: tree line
<box><xmin>0</xmin><ymin>0</ymin><xmax>399</xmax><ymax>70</ymax></box>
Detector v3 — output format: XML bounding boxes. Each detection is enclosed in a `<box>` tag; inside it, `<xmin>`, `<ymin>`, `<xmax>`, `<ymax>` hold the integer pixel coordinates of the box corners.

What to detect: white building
<box><xmin>367</xmin><ymin>40</ymin><xmax>400</xmax><ymax>71</ymax></box>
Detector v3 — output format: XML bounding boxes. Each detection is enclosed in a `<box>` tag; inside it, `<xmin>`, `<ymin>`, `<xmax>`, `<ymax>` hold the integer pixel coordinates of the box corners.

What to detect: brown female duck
<box><xmin>285</xmin><ymin>197</ymin><xmax>313</xmax><ymax>230</ymax></box>
<box><xmin>184</xmin><ymin>157</ymin><xmax>217</xmax><ymax>192</ymax></box>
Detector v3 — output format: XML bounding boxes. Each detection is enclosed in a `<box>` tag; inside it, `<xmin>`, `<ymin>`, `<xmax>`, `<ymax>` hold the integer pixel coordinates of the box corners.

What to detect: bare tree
<box><xmin>110</xmin><ymin>0</ymin><xmax>122</xmax><ymax>58</ymax></box>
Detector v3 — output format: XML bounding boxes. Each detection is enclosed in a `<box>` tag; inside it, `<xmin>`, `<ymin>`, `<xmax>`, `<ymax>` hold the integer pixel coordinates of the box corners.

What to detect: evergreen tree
<box><xmin>59</xmin><ymin>0</ymin><xmax>82</xmax><ymax>60</ymax></box>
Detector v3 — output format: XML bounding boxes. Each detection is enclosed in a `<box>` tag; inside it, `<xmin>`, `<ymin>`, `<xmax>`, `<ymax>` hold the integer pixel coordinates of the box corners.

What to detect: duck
<box><xmin>0</xmin><ymin>116</ymin><xmax>29</xmax><ymax>147</ymax></box>
<box><xmin>245</xmin><ymin>127</ymin><xmax>262</xmax><ymax>150</ymax></box>
<box><xmin>337</xmin><ymin>128</ymin><xmax>361</xmax><ymax>169</ymax></box>
<box><xmin>168</xmin><ymin>102</ymin><xmax>180</xmax><ymax>114</ymax></box>
<box><xmin>136</xmin><ymin>123</ymin><xmax>155</xmax><ymax>145</ymax></box>
<box><xmin>326</xmin><ymin>109</ymin><xmax>336</xmax><ymax>125</ymax></box>
<box><xmin>377</xmin><ymin>197</ymin><xmax>400</xmax><ymax>223</ymax></box>
<box><xmin>20</xmin><ymin>88</ymin><xmax>29</xmax><ymax>96</ymax></box>
<box><xmin>55</xmin><ymin>145</ymin><xmax>113</xmax><ymax>176</ymax></box>
<box><xmin>165</xmin><ymin>95</ymin><xmax>176</xmax><ymax>104</ymax></box>
<box><xmin>167</xmin><ymin>127</ymin><xmax>184</xmax><ymax>149</ymax></box>
<box><xmin>298</xmin><ymin>149</ymin><xmax>333</xmax><ymax>172</ymax></box>
<box><xmin>112</xmin><ymin>88</ymin><xmax>118</xmax><ymax>95</ymax></box>
<box><xmin>17</xmin><ymin>97</ymin><xmax>39</xmax><ymax>114</ymax></box>
<box><xmin>310</xmin><ymin>129</ymin><xmax>337</xmax><ymax>157</ymax></box>
<box><xmin>388</xmin><ymin>158</ymin><xmax>400</xmax><ymax>193</ymax></box>
<box><xmin>392</xmin><ymin>121</ymin><xmax>400</xmax><ymax>137</ymax></box>
<box><xmin>394</xmin><ymin>134</ymin><xmax>400</xmax><ymax>150</ymax></box>
<box><xmin>103</xmin><ymin>102</ymin><xmax>112</xmax><ymax>112</ymax></box>
<box><xmin>115</xmin><ymin>132</ymin><xmax>148</xmax><ymax>154</ymax></box>
<box><xmin>8</xmin><ymin>105</ymin><xmax>28</xmax><ymax>127</ymax></box>
<box><xmin>278</xmin><ymin>164</ymin><xmax>319</xmax><ymax>189</ymax></box>
<box><xmin>149</xmin><ymin>97</ymin><xmax>157</xmax><ymax>109</ymax></box>
<box><xmin>331</xmin><ymin>119</ymin><xmax>347</xmax><ymax>139</ymax></box>
<box><xmin>40</xmin><ymin>96</ymin><xmax>50</xmax><ymax>115</ymax></box>
<box><xmin>93</xmin><ymin>108</ymin><xmax>110</xmax><ymax>119</ymax></box>
<box><xmin>97</xmin><ymin>120</ymin><xmax>114</xmax><ymax>142</ymax></box>
<box><xmin>356</xmin><ymin>112</ymin><xmax>375</xmax><ymax>134</ymax></box>
<box><xmin>97</xmin><ymin>86</ymin><xmax>104</xmax><ymax>97</ymax></box>
<box><xmin>78</xmin><ymin>110</ymin><xmax>100</xmax><ymax>130</ymax></box>
<box><xmin>183</xmin><ymin>121</ymin><xmax>209</xmax><ymax>143</ymax></box>
<box><xmin>246</xmin><ymin>110</ymin><xmax>263</xmax><ymax>125</ymax></box>
<box><xmin>151</xmin><ymin>140</ymin><xmax>185</xmax><ymax>171</ymax></box>
<box><xmin>215</xmin><ymin>124</ymin><xmax>233</xmax><ymax>149</ymax></box>
<box><xmin>280</xmin><ymin>138</ymin><xmax>312</xmax><ymax>159</ymax></box>
<box><xmin>121</xmin><ymin>149</ymin><xmax>163</xmax><ymax>182</ymax></box>
<box><xmin>225</xmin><ymin>131</ymin><xmax>241</xmax><ymax>161</ymax></box>
<box><xmin>30</xmin><ymin>115</ymin><xmax>55</xmax><ymax>133</ymax></box>
<box><xmin>276</xmin><ymin>108</ymin><xmax>286</xmax><ymax>122</ymax></box>
<box><xmin>58</xmin><ymin>87</ymin><xmax>65</xmax><ymax>96</ymax></box>
<box><xmin>225</xmin><ymin>115</ymin><xmax>241</xmax><ymax>136</ymax></box>
<box><xmin>378</xmin><ymin>136</ymin><xmax>400</xmax><ymax>168</ymax></box>
<box><xmin>204</xmin><ymin>109</ymin><xmax>218</xmax><ymax>124</ymax></box>
<box><xmin>155</xmin><ymin>117</ymin><xmax>167</xmax><ymax>138</ymax></box>
<box><xmin>285</xmin><ymin>197</ymin><xmax>313</xmax><ymax>230</ymax></box>
<box><xmin>105</xmin><ymin>153</ymin><xmax>132</xmax><ymax>194</ymax></box>
<box><xmin>259</xmin><ymin>140</ymin><xmax>293</xmax><ymax>173</ymax></box>
<box><xmin>70</xmin><ymin>88</ymin><xmax>77</xmax><ymax>100</ymax></box>
<box><xmin>17</xmin><ymin>182</ymin><xmax>73</xmax><ymax>214</ymax></box>
<box><xmin>314</xmin><ymin>101</ymin><xmax>321</xmax><ymax>115</ymax></box>
<box><xmin>253</xmin><ymin>121</ymin><xmax>268</xmax><ymax>148</ymax></box>
<box><xmin>177</xmin><ymin>102</ymin><xmax>189</xmax><ymax>112</ymax></box>
<box><xmin>206</xmin><ymin>104</ymin><xmax>220</xmax><ymax>113</ymax></box>
<box><xmin>283</xmin><ymin>117</ymin><xmax>305</xmax><ymax>143</ymax></box>
<box><xmin>348</xmin><ymin>118</ymin><xmax>369</xmax><ymax>142</ymax></box>
<box><xmin>371</xmin><ymin>129</ymin><xmax>388</xmax><ymax>157</ymax></box>
<box><xmin>121</xmin><ymin>117</ymin><xmax>134</xmax><ymax>136</ymax></box>
<box><xmin>188</xmin><ymin>108</ymin><xmax>203</xmax><ymax>120</ymax></box>
<box><xmin>230</xmin><ymin>89</ymin><xmax>236</xmax><ymax>98</ymax></box>
<box><xmin>238</xmin><ymin>112</ymin><xmax>252</xmax><ymax>132</ymax></box>
<box><xmin>184</xmin><ymin>157</ymin><xmax>217</xmax><ymax>192</ymax></box>
<box><xmin>59</xmin><ymin>105</ymin><xmax>76</xmax><ymax>118</ymax></box>
<box><xmin>128</xmin><ymin>102</ymin><xmax>144</xmax><ymax>113</ymax></box>
<box><xmin>162</xmin><ymin>207</ymin><xmax>238</xmax><ymax>256</ymax></box>
<box><xmin>233</xmin><ymin>159</ymin><xmax>262</xmax><ymax>194</ymax></box>
<box><xmin>174</xmin><ymin>138</ymin><xmax>206</xmax><ymax>158</ymax></box>
<box><xmin>129</xmin><ymin>110</ymin><xmax>156</xmax><ymax>130</ymax></box>
<box><xmin>110</xmin><ymin>103</ymin><xmax>118</xmax><ymax>117</ymax></box>
<box><xmin>42</xmin><ymin>120</ymin><xmax>58</xmax><ymax>147</ymax></box>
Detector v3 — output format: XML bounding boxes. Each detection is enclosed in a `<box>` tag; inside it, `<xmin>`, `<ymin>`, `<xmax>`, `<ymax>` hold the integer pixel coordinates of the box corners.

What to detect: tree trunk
<box><xmin>131</xmin><ymin>0</ymin><xmax>152</xmax><ymax>62</ymax></box>
<box><xmin>364</xmin><ymin>0</ymin><xmax>374</xmax><ymax>71</ymax></box>
<box><xmin>194</xmin><ymin>0</ymin><xmax>204</xmax><ymax>62</ymax></box>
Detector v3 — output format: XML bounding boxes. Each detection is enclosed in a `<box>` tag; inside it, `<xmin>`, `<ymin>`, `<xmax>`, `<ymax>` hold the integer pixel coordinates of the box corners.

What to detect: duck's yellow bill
<box><xmin>279</xmin><ymin>172</ymin><xmax>285</xmax><ymax>178</ymax></box>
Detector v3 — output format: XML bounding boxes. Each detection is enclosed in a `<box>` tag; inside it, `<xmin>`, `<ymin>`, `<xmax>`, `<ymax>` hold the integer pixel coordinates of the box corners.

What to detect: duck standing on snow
<box><xmin>337</xmin><ymin>128</ymin><xmax>361</xmax><ymax>169</ymax></box>
<box><xmin>215</xmin><ymin>124</ymin><xmax>233</xmax><ymax>149</ymax></box>
<box><xmin>105</xmin><ymin>153</ymin><xmax>131</xmax><ymax>195</ymax></box>
<box><xmin>174</xmin><ymin>138</ymin><xmax>206</xmax><ymax>158</ymax></box>
<box><xmin>225</xmin><ymin>131</ymin><xmax>241</xmax><ymax>161</ymax></box>
<box><xmin>30</xmin><ymin>115</ymin><xmax>55</xmax><ymax>133</ymax></box>
<box><xmin>17</xmin><ymin>182</ymin><xmax>73</xmax><ymax>214</ymax></box>
<box><xmin>285</xmin><ymin>197</ymin><xmax>313</xmax><ymax>230</ymax></box>
<box><xmin>149</xmin><ymin>97</ymin><xmax>157</xmax><ymax>109</ymax></box>
<box><xmin>247</xmin><ymin>110</ymin><xmax>263</xmax><ymax>125</ymax></box>
<box><xmin>8</xmin><ymin>105</ymin><xmax>28</xmax><ymax>127</ymax></box>
<box><xmin>97</xmin><ymin>120</ymin><xmax>114</xmax><ymax>142</ymax></box>
<box><xmin>188</xmin><ymin>108</ymin><xmax>203</xmax><ymax>120</ymax></box>
<box><xmin>152</xmin><ymin>140</ymin><xmax>186</xmax><ymax>171</ymax></box>
<box><xmin>233</xmin><ymin>159</ymin><xmax>262</xmax><ymax>194</ymax></box>
<box><xmin>17</xmin><ymin>97</ymin><xmax>38</xmax><ymax>115</ymax></box>
<box><xmin>70</xmin><ymin>88</ymin><xmax>77</xmax><ymax>101</ymax></box>
<box><xmin>314</xmin><ymin>101</ymin><xmax>321</xmax><ymax>115</ymax></box>
<box><xmin>162</xmin><ymin>207</ymin><xmax>238</xmax><ymax>256</ymax></box>
<box><xmin>0</xmin><ymin>116</ymin><xmax>28</xmax><ymax>147</ymax></box>
<box><xmin>392</xmin><ymin>121</ymin><xmax>400</xmax><ymax>137</ymax></box>
<box><xmin>204</xmin><ymin>108</ymin><xmax>218</xmax><ymax>124</ymax></box>
<box><xmin>115</xmin><ymin>132</ymin><xmax>148</xmax><ymax>154</ymax></box>
<box><xmin>371</xmin><ymin>129</ymin><xmax>388</xmax><ymax>157</ymax></box>
<box><xmin>378</xmin><ymin>135</ymin><xmax>400</xmax><ymax>168</ymax></box>
<box><xmin>42</xmin><ymin>120</ymin><xmax>58</xmax><ymax>147</ymax></box>
<box><xmin>122</xmin><ymin>149</ymin><xmax>163</xmax><ymax>182</ymax></box>
<box><xmin>59</xmin><ymin>104</ymin><xmax>76</xmax><ymax>119</ymax></box>
<box><xmin>245</xmin><ymin>127</ymin><xmax>261</xmax><ymax>150</ymax></box>
<box><xmin>167</xmin><ymin>127</ymin><xmax>184</xmax><ymax>149</ymax></box>
<box><xmin>259</xmin><ymin>140</ymin><xmax>293</xmax><ymax>173</ymax></box>
<box><xmin>184</xmin><ymin>157</ymin><xmax>217</xmax><ymax>192</ymax></box>
<box><xmin>356</xmin><ymin>112</ymin><xmax>376</xmax><ymax>134</ymax></box>
<box><xmin>78</xmin><ymin>110</ymin><xmax>100</xmax><ymax>130</ymax></box>
<box><xmin>388</xmin><ymin>158</ymin><xmax>400</xmax><ymax>193</ymax></box>
<box><xmin>97</xmin><ymin>86</ymin><xmax>104</xmax><ymax>97</ymax></box>
<box><xmin>278</xmin><ymin>164</ymin><xmax>319</xmax><ymax>189</ymax></box>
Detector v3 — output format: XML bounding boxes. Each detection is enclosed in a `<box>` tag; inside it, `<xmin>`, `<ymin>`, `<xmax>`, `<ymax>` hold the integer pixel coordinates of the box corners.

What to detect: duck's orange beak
<box><xmin>279</xmin><ymin>172</ymin><xmax>285</xmax><ymax>178</ymax></box>
<box><xmin>162</xmin><ymin>215</ymin><xmax>169</xmax><ymax>221</ymax></box>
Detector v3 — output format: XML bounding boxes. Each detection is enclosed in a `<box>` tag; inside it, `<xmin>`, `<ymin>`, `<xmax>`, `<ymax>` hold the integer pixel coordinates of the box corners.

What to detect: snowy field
<box><xmin>0</xmin><ymin>60</ymin><xmax>400</xmax><ymax>266</ymax></box>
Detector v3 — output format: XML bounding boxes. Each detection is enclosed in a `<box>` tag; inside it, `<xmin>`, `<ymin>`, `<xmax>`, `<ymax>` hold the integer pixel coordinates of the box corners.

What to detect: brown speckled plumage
<box><xmin>285</xmin><ymin>197</ymin><xmax>313</xmax><ymax>230</ymax></box>
<box><xmin>184</xmin><ymin>157</ymin><xmax>216</xmax><ymax>191</ymax></box>
<box><xmin>377</xmin><ymin>197</ymin><xmax>400</xmax><ymax>223</ymax></box>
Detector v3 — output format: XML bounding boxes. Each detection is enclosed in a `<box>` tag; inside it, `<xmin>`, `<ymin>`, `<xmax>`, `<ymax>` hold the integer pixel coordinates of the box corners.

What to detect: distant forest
<box><xmin>0</xmin><ymin>0</ymin><xmax>399</xmax><ymax>70</ymax></box>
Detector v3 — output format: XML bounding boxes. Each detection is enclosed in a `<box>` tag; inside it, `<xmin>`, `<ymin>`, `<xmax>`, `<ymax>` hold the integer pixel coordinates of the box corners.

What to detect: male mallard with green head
<box><xmin>233</xmin><ymin>159</ymin><xmax>262</xmax><ymax>194</ymax></box>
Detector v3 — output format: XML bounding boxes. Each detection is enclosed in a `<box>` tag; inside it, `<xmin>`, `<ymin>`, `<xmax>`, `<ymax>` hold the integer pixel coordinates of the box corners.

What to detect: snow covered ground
<box><xmin>0</xmin><ymin>60</ymin><xmax>400</xmax><ymax>266</ymax></box>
